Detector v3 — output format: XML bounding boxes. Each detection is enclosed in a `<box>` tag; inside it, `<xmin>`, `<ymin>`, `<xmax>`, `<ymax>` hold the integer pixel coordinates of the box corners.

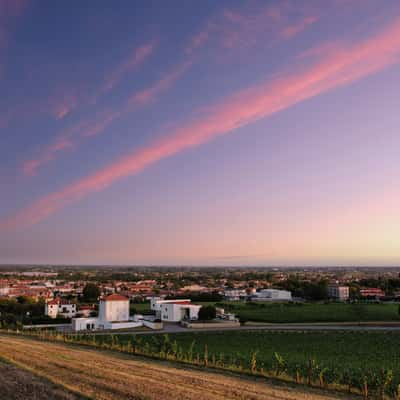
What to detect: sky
<box><xmin>1</xmin><ymin>0</ymin><xmax>400</xmax><ymax>266</ymax></box>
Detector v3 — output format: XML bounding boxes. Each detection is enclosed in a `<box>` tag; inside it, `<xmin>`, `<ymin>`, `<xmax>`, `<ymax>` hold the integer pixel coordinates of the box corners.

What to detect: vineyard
<box><xmin>0</xmin><ymin>334</ymin><xmax>349</xmax><ymax>400</ymax></box>
<box><xmin>7</xmin><ymin>329</ymin><xmax>400</xmax><ymax>399</ymax></box>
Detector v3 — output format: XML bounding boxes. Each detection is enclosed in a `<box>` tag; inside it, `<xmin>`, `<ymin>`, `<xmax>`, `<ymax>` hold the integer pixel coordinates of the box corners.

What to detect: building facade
<box><xmin>328</xmin><ymin>285</ymin><xmax>350</xmax><ymax>301</ymax></box>
<box><xmin>150</xmin><ymin>298</ymin><xmax>201</xmax><ymax>322</ymax></box>
<box><xmin>251</xmin><ymin>289</ymin><xmax>292</xmax><ymax>301</ymax></box>
<box><xmin>45</xmin><ymin>299</ymin><xmax>77</xmax><ymax>318</ymax></box>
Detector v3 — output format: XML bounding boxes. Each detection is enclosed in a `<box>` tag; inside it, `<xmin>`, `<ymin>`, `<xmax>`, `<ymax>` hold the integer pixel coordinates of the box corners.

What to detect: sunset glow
<box><xmin>1</xmin><ymin>0</ymin><xmax>399</xmax><ymax>265</ymax></box>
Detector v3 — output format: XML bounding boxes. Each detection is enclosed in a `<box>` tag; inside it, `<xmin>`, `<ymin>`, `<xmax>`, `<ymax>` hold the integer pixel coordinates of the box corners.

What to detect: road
<box><xmin>76</xmin><ymin>322</ymin><xmax>400</xmax><ymax>336</ymax></box>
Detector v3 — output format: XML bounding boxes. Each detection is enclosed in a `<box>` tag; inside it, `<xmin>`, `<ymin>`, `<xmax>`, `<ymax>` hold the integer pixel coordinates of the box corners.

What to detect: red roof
<box><xmin>79</xmin><ymin>305</ymin><xmax>95</xmax><ymax>310</ymax></box>
<box><xmin>172</xmin><ymin>301</ymin><xmax>192</xmax><ymax>305</ymax></box>
<box><xmin>103</xmin><ymin>294</ymin><xmax>128</xmax><ymax>302</ymax></box>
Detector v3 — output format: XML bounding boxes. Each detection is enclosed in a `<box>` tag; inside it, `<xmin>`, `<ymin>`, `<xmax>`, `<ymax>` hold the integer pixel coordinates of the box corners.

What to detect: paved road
<box><xmin>76</xmin><ymin>322</ymin><xmax>400</xmax><ymax>336</ymax></box>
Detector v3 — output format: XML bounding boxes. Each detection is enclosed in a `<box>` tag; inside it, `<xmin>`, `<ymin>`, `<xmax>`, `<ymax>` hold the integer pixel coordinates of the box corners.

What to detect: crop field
<box><xmin>0</xmin><ymin>334</ymin><xmax>350</xmax><ymax>400</ymax></box>
<box><xmin>79</xmin><ymin>329</ymin><xmax>400</xmax><ymax>397</ymax></box>
<box><xmin>133</xmin><ymin>301</ymin><xmax>400</xmax><ymax>323</ymax></box>
<box><xmin>219</xmin><ymin>301</ymin><xmax>400</xmax><ymax>323</ymax></box>
<box><xmin>130</xmin><ymin>330</ymin><xmax>400</xmax><ymax>371</ymax></box>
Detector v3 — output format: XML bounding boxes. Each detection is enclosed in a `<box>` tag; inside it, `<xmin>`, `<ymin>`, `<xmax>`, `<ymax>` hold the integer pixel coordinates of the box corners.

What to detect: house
<box><xmin>45</xmin><ymin>299</ymin><xmax>77</xmax><ymax>319</ymax></box>
<box><xmin>360</xmin><ymin>288</ymin><xmax>385</xmax><ymax>298</ymax></box>
<box><xmin>150</xmin><ymin>297</ymin><xmax>201</xmax><ymax>322</ymax></box>
<box><xmin>328</xmin><ymin>284</ymin><xmax>349</xmax><ymax>301</ymax></box>
<box><xmin>77</xmin><ymin>305</ymin><xmax>96</xmax><ymax>317</ymax></box>
<box><xmin>224</xmin><ymin>289</ymin><xmax>247</xmax><ymax>301</ymax></box>
<box><xmin>72</xmin><ymin>294</ymin><xmax>161</xmax><ymax>331</ymax></box>
<box><xmin>251</xmin><ymin>289</ymin><xmax>292</xmax><ymax>301</ymax></box>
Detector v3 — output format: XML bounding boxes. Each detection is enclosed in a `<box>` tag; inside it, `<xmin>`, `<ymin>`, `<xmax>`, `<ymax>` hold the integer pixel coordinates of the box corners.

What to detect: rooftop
<box><xmin>102</xmin><ymin>294</ymin><xmax>129</xmax><ymax>302</ymax></box>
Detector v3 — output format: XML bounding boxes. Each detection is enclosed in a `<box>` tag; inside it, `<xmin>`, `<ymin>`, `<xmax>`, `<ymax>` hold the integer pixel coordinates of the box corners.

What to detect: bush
<box><xmin>198</xmin><ymin>306</ymin><xmax>216</xmax><ymax>321</ymax></box>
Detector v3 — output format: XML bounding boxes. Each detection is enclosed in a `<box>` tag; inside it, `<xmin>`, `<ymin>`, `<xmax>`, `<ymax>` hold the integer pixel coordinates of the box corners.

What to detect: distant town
<box><xmin>1</xmin><ymin>265</ymin><xmax>399</xmax><ymax>332</ymax></box>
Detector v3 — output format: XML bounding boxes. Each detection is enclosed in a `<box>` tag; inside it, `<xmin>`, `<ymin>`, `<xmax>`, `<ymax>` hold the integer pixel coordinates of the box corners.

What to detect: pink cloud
<box><xmin>21</xmin><ymin>59</ymin><xmax>191</xmax><ymax>175</ymax></box>
<box><xmin>101</xmin><ymin>39</ymin><xmax>158</xmax><ymax>93</ymax></box>
<box><xmin>185</xmin><ymin>28</ymin><xmax>212</xmax><ymax>55</ymax></box>
<box><xmin>280</xmin><ymin>16</ymin><xmax>318</xmax><ymax>39</ymax></box>
<box><xmin>22</xmin><ymin>137</ymin><xmax>74</xmax><ymax>176</ymax></box>
<box><xmin>127</xmin><ymin>59</ymin><xmax>192</xmax><ymax>107</ymax></box>
<box><xmin>217</xmin><ymin>3</ymin><xmax>318</xmax><ymax>51</ymax></box>
<box><xmin>4</xmin><ymin>16</ymin><xmax>400</xmax><ymax>230</ymax></box>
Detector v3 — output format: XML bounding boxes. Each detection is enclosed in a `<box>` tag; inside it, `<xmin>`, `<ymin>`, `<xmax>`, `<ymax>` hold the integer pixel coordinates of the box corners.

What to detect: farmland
<box><xmin>132</xmin><ymin>300</ymin><xmax>400</xmax><ymax>323</ymax></box>
<box><xmin>127</xmin><ymin>330</ymin><xmax>400</xmax><ymax>371</ymax></box>
<box><xmin>75</xmin><ymin>329</ymin><xmax>400</xmax><ymax>397</ymax></box>
<box><xmin>219</xmin><ymin>301</ymin><xmax>400</xmax><ymax>323</ymax></box>
<box><xmin>0</xmin><ymin>359</ymin><xmax>86</xmax><ymax>400</ymax></box>
<box><xmin>0</xmin><ymin>334</ymin><xmax>351</xmax><ymax>400</ymax></box>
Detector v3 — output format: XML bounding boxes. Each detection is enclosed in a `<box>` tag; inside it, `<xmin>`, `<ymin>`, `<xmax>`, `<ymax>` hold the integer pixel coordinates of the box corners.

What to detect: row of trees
<box><xmin>0</xmin><ymin>297</ymin><xmax>58</xmax><ymax>328</ymax></box>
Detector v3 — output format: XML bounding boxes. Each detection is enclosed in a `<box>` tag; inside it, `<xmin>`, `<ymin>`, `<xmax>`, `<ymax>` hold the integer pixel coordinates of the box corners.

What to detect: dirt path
<box><xmin>0</xmin><ymin>335</ymin><xmax>353</xmax><ymax>400</ymax></box>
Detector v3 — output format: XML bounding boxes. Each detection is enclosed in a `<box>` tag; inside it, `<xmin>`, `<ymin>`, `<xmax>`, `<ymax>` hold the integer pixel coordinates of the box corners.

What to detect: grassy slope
<box><xmin>0</xmin><ymin>334</ymin><xmax>352</xmax><ymax>400</ymax></box>
<box><xmin>114</xmin><ymin>330</ymin><xmax>400</xmax><ymax>371</ymax></box>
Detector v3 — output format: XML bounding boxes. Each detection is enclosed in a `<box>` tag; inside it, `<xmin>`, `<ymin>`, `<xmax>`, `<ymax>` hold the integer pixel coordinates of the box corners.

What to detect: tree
<box><xmin>198</xmin><ymin>305</ymin><xmax>216</xmax><ymax>321</ymax></box>
<box><xmin>82</xmin><ymin>283</ymin><xmax>100</xmax><ymax>302</ymax></box>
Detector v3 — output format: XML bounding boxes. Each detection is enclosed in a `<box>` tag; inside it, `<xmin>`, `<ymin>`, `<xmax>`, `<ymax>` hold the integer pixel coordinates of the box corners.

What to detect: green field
<box><xmin>111</xmin><ymin>330</ymin><xmax>400</xmax><ymax>372</ymax></box>
<box><xmin>132</xmin><ymin>301</ymin><xmax>400</xmax><ymax>323</ymax></box>
<box><xmin>218</xmin><ymin>301</ymin><xmax>400</xmax><ymax>323</ymax></box>
<box><xmin>131</xmin><ymin>301</ymin><xmax>400</xmax><ymax>323</ymax></box>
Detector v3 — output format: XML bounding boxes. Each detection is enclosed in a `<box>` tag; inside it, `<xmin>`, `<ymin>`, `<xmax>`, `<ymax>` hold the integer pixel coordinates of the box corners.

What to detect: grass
<box><xmin>218</xmin><ymin>301</ymin><xmax>400</xmax><ymax>323</ymax></box>
<box><xmin>133</xmin><ymin>301</ymin><xmax>400</xmax><ymax>323</ymax></box>
<box><xmin>0</xmin><ymin>357</ymin><xmax>88</xmax><ymax>400</ymax></box>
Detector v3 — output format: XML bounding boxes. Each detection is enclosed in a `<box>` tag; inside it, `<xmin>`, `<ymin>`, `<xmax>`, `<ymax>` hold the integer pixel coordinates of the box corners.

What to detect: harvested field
<box><xmin>0</xmin><ymin>334</ymin><xmax>353</xmax><ymax>400</ymax></box>
<box><xmin>0</xmin><ymin>359</ymin><xmax>86</xmax><ymax>400</ymax></box>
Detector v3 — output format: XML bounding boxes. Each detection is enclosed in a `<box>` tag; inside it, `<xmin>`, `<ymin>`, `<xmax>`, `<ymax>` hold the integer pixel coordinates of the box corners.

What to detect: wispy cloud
<box><xmin>18</xmin><ymin>2</ymin><xmax>319</xmax><ymax>176</ymax></box>
<box><xmin>1</xmin><ymin>37</ymin><xmax>156</xmax><ymax>132</ymax></box>
<box><xmin>100</xmin><ymin>39</ymin><xmax>157</xmax><ymax>94</ymax></box>
<box><xmin>21</xmin><ymin>59</ymin><xmax>191</xmax><ymax>175</ymax></box>
<box><xmin>280</xmin><ymin>16</ymin><xmax>318</xmax><ymax>39</ymax></box>
<box><xmin>3</xmin><ymin>16</ymin><xmax>400</xmax><ymax>231</ymax></box>
<box><xmin>185</xmin><ymin>2</ymin><xmax>319</xmax><ymax>56</ymax></box>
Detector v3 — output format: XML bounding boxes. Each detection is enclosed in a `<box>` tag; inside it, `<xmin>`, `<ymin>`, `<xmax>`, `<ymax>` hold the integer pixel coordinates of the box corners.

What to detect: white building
<box><xmin>328</xmin><ymin>284</ymin><xmax>349</xmax><ymax>301</ymax></box>
<box><xmin>72</xmin><ymin>294</ymin><xmax>158</xmax><ymax>331</ymax></box>
<box><xmin>45</xmin><ymin>299</ymin><xmax>77</xmax><ymax>319</ymax></box>
<box><xmin>98</xmin><ymin>294</ymin><xmax>129</xmax><ymax>322</ymax></box>
<box><xmin>150</xmin><ymin>298</ymin><xmax>201</xmax><ymax>322</ymax></box>
<box><xmin>224</xmin><ymin>289</ymin><xmax>247</xmax><ymax>301</ymax></box>
<box><xmin>251</xmin><ymin>289</ymin><xmax>292</xmax><ymax>301</ymax></box>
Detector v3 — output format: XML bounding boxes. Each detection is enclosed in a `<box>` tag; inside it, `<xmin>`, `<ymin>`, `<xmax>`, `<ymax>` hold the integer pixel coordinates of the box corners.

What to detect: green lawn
<box><xmin>218</xmin><ymin>301</ymin><xmax>400</xmax><ymax>323</ymax></box>
<box><xmin>130</xmin><ymin>300</ymin><xmax>400</xmax><ymax>323</ymax></box>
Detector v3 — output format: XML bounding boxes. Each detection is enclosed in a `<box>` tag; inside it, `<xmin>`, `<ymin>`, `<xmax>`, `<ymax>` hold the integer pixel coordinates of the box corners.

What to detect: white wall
<box><xmin>72</xmin><ymin>317</ymin><xmax>100</xmax><ymax>331</ymax></box>
<box><xmin>160</xmin><ymin>303</ymin><xmax>201</xmax><ymax>322</ymax></box>
<box><xmin>45</xmin><ymin>303</ymin><xmax>58</xmax><ymax>318</ymax></box>
<box><xmin>254</xmin><ymin>289</ymin><xmax>292</xmax><ymax>300</ymax></box>
<box><xmin>99</xmin><ymin>299</ymin><xmax>129</xmax><ymax>322</ymax></box>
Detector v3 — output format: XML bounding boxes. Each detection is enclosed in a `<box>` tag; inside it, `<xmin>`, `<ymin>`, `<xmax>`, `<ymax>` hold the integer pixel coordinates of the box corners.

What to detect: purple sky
<box><xmin>1</xmin><ymin>0</ymin><xmax>400</xmax><ymax>266</ymax></box>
